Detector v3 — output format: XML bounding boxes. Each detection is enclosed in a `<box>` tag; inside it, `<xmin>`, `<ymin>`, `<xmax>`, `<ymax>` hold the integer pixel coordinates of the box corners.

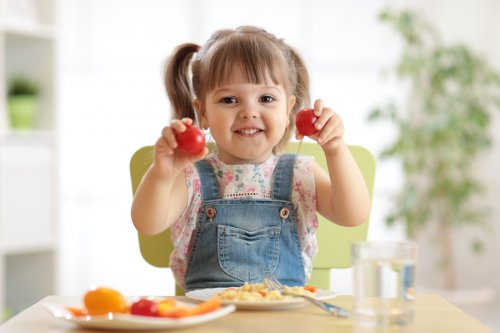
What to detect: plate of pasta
<box><xmin>186</xmin><ymin>283</ymin><xmax>337</xmax><ymax>310</ymax></box>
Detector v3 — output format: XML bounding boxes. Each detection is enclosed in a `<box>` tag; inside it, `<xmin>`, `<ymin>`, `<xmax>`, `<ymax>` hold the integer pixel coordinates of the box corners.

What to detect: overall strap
<box><xmin>194</xmin><ymin>159</ymin><xmax>221</xmax><ymax>200</ymax></box>
<box><xmin>272</xmin><ymin>154</ymin><xmax>297</xmax><ymax>201</ymax></box>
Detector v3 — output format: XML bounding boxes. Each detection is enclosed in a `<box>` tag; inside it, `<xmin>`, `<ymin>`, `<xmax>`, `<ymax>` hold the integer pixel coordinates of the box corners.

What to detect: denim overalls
<box><xmin>184</xmin><ymin>154</ymin><xmax>306</xmax><ymax>291</ymax></box>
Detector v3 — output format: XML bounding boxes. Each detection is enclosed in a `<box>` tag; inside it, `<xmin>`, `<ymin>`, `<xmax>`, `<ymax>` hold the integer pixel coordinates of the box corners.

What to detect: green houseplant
<box><xmin>7</xmin><ymin>76</ymin><xmax>40</xmax><ymax>130</ymax></box>
<box><xmin>369</xmin><ymin>9</ymin><xmax>500</xmax><ymax>289</ymax></box>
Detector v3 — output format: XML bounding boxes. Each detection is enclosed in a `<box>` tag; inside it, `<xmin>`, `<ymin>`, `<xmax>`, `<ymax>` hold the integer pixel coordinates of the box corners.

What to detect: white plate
<box><xmin>186</xmin><ymin>288</ymin><xmax>337</xmax><ymax>310</ymax></box>
<box><xmin>44</xmin><ymin>301</ymin><xmax>236</xmax><ymax>331</ymax></box>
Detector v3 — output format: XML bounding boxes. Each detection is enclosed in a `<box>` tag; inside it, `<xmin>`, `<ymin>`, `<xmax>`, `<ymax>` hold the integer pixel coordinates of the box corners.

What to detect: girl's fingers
<box><xmin>155</xmin><ymin>137</ymin><xmax>174</xmax><ymax>155</ymax></box>
<box><xmin>305</xmin><ymin>100</ymin><xmax>345</xmax><ymax>147</ymax></box>
<box><xmin>161</xmin><ymin>127</ymin><xmax>178</xmax><ymax>149</ymax></box>
<box><xmin>317</xmin><ymin>113</ymin><xmax>344</xmax><ymax>144</ymax></box>
<box><xmin>166</xmin><ymin>117</ymin><xmax>195</xmax><ymax>146</ymax></box>
<box><xmin>170</xmin><ymin>119</ymin><xmax>187</xmax><ymax>133</ymax></box>
<box><xmin>313</xmin><ymin>99</ymin><xmax>324</xmax><ymax>117</ymax></box>
<box><xmin>181</xmin><ymin>117</ymin><xmax>193</xmax><ymax>126</ymax></box>
<box><xmin>156</xmin><ymin>116</ymin><xmax>204</xmax><ymax>158</ymax></box>
<box><xmin>314</xmin><ymin>107</ymin><xmax>335</xmax><ymax>131</ymax></box>
<box><xmin>319</xmin><ymin>123</ymin><xmax>344</xmax><ymax>145</ymax></box>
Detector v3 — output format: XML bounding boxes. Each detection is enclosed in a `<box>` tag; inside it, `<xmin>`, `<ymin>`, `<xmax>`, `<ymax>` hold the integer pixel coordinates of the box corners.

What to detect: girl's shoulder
<box><xmin>293</xmin><ymin>153</ymin><xmax>314</xmax><ymax>170</ymax></box>
<box><xmin>291</xmin><ymin>154</ymin><xmax>315</xmax><ymax>186</ymax></box>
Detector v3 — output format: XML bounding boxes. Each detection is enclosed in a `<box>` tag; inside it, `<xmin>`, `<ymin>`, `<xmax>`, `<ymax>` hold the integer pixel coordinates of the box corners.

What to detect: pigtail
<box><xmin>273</xmin><ymin>44</ymin><xmax>311</xmax><ymax>153</ymax></box>
<box><xmin>164</xmin><ymin>43</ymin><xmax>199</xmax><ymax>121</ymax></box>
<box><xmin>288</xmin><ymin>46</ymin><xmax>310</xmax><ymax>116</ymax></box>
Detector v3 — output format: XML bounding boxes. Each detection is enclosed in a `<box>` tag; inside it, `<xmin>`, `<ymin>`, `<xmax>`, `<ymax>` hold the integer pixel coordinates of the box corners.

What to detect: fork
<box><xmin>263</xmin><ymin>277</ymin><xmax>351</xmax><ymax>318</ymax></box>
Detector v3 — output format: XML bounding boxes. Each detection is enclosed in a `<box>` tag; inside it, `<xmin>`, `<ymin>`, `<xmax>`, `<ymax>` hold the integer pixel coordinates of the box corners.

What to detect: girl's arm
<box><xmin>296</xmin><ymin>99</ymin><xmax>370</xmax><ymax>227</ymax></box>
<box><xmin>311</xmin><ymin>142</ymin><xmax>370</xmax><ymax>227</ymax></box>
<box><xmin>131</xmin><ymin>118</ymin><xmax>208</xmax><ymax>235</ymax></box>
<box><xmin>131</xmin><ymin>166</ymin><xmax>188</xmax><ymax>235</ymax></box>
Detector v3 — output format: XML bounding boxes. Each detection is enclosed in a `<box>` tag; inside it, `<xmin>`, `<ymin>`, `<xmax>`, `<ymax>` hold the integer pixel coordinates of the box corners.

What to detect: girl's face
<box><xmin>197</xmin><ymin>69</ymin><xmax>295</xmax><ymax>164</ymax></box>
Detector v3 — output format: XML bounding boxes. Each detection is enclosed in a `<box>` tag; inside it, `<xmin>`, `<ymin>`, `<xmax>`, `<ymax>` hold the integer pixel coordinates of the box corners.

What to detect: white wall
<box><xmin>57</xmin><ymin>0</ymin><xmax>500</xmax><ymax>296</ymax></box>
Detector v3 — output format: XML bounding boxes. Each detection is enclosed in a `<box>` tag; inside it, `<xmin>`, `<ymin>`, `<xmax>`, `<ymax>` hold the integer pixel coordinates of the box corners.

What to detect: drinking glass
<box><xmin>352</xmin><ymin>241</ymin><xmax>417</xmax><ymax>328</ymax></box>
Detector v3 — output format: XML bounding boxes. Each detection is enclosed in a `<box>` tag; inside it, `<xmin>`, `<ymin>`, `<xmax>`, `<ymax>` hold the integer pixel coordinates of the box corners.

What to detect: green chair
<box><xmin>130</xmin><ymin>142</ymin><xmax>375</xmax><ymax>294</ymax></box>
<box><xmin>286</xmin><ymin>142</ymin><xmax>376</xmax><ymax>289</ymax></box>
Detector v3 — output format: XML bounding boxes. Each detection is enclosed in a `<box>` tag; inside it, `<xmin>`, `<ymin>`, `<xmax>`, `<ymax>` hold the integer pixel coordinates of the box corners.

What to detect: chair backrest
<box><xmin>130</xmin><ymin>142</ymin><xmax>375</xmax><ymax>291</ymax></box>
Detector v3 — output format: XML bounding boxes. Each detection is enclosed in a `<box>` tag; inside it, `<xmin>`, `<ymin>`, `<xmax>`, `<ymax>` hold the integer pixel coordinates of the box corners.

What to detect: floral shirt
<box><xmin>170</xmin><ymin>153</ymin><xmax>319</xmax><ymax>288</ymax></box>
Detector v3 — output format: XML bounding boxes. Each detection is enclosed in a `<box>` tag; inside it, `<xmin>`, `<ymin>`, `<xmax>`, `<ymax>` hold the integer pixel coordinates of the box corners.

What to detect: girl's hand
<box><xmin>295</xmin><ymin>99</ymin><xmax>345</xmax><ymax>152</ymax></box>
<box><xmin>153</xmin><ymin>118</ymin><xmax>208</xmax><ymax>177</ymax></box>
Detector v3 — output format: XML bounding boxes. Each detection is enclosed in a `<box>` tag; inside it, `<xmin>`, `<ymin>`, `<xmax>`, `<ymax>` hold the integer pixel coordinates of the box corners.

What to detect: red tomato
<box><xmin>130</xmin><ymin>298</ymin><xmax>159</xmax><ymax>317</ymax></box>
<box><xmin>295</xmin><ymin>108</ymin><xmax>318</xmax><ymax>136</ymax></box>
<box><xmin>175</xmin><ymin>124</ymin><xmax>206</xmax><ymax>155</ymax></box>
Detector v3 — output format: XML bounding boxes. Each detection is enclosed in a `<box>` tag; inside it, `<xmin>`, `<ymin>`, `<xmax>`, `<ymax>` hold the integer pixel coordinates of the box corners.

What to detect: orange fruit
<box><xmin>83</xmin><ymin>287</ymin><xmax>127</xmax><ymax>315</ymax></box>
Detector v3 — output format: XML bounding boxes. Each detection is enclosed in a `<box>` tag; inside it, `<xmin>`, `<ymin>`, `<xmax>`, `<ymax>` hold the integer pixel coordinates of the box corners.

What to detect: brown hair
<box><xmin>164</xmin><ymin>26</ymin><xmax>310</xmax><ymax>152</ymax></box>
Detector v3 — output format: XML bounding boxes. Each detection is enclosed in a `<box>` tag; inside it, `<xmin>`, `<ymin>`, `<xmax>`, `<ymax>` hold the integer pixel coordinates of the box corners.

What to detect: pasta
<box><xmin>217</xmin><ymin>282</ymin><xmax>317</xmax><ymax>302</ymax></box>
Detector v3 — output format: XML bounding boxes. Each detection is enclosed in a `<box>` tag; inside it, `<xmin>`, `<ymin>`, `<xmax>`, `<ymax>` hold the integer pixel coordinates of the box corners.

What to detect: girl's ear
<box><xmin>288</xmin><ymin>95</ymin><xmax>297</xmax><ymax>115</ymax></box>
<box><xmin>286</xmin><ymin>95</ymin><xmax>296</xmax><ymax>128</ymax></box>
<box><xmin>193</xmin><ymin>99</ymin><xmax>209</xmax><ymax>129</ymax></box>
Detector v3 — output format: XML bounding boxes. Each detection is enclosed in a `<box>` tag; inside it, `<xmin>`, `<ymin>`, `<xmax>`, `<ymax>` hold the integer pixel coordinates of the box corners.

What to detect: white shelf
<box><xmin>1</xmin><ymin>242</ymin><xmax>56</xmax><ymax>256</ymax></box>
<box><xmin>0</xmin><ymin>0</ymin><xmax>58</xmax><ymax>321</ymax></box>
<box><xmin>0</xmin><ymin>130</ymin><xmax>56</xmax><ymax>144</ymax></box>
<box><xmin>1</xmin><ymin>21</ymin><xmax>56</xmax><ymax>40</ymax></box>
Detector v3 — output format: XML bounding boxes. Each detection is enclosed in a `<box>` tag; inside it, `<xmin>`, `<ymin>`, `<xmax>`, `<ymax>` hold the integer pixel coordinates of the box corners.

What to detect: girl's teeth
<box><xmin>240</xmin><ymin>129</ymin><xmax>259</xmax><ymax>135</ymax></box>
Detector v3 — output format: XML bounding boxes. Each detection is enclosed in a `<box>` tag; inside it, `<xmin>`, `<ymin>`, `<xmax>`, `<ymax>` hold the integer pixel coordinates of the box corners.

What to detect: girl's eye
<box><xmin>221</xmin><ymin>96</ymin><xmax>237</xmax><ymax>104</ymax></box>
<box><xmin>260</xmin><ymin>95</ymin><xmax>275</xmax><ymax>103</ymax></box>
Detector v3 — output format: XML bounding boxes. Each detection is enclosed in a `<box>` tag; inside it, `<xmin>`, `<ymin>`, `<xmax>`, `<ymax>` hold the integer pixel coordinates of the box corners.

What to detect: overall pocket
<box><xmin>217</xmin><ymin>225</ymin><xmax>281</xmax><ymax>282</ymax></box>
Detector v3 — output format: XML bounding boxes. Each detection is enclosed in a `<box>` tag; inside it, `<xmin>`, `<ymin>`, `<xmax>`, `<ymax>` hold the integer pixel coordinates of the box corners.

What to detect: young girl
<box><xmin>132</xmin><ymin>26</ymin><xmax>370</xmax><ymax>291</ymax></box>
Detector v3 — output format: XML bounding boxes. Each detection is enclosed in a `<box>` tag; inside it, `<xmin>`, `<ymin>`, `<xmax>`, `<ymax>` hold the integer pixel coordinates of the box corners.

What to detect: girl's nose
<box><xmin>238</xmin><ymin>103</ymin><xmax>259</xmax><ymax>119</ymax></box>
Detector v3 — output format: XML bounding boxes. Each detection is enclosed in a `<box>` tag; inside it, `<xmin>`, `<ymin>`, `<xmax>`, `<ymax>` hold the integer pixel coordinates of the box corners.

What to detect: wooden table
<box><xmin>0</xmin><ymin>295</ymin><xmax>493</xmax><ymax>333</ymax></box>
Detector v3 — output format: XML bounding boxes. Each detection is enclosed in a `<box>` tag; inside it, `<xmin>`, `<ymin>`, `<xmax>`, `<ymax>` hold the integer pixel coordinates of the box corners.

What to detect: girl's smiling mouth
<box><xmin>235</xmin><ymin>128</ymin><xmax>263</xmax><ymax>136</ymax></box>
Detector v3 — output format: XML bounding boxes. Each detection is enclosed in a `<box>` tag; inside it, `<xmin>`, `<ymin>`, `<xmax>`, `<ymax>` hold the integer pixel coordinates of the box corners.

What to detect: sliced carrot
<box><xmin>189</xmin><ymin>297</ymin><xmax>221</xmax><ymax>316</ymax></box>
<box><xmin>66</xmin><ymin>306</ymin><xmax>87</xmax><ymax>317</ymax></box>
<box><xmin>304</xmin><ymin>285</ymin><xmax>317</xmax><ymax>293</ymax></box>
<box><xmin>159</xmin><ymin>307</ymin><xmax>192</xmax><ymax>318</ymax></box>
<box><xmin>159</xmin><ymin>297</ymin><xmax>220</xmax><ymax>318</ymax></box>
<box><xmin>258</xmin><ymin>290</ymin><xmax>267</xmax><ymax>297</ymax></box>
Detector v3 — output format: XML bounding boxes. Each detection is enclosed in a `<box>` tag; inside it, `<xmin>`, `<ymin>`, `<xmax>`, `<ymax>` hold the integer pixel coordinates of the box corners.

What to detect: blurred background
<box><xmin>1</xmin><ymin>0</ymin><xmax>499</xmax><ymax>330</ymax></box>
